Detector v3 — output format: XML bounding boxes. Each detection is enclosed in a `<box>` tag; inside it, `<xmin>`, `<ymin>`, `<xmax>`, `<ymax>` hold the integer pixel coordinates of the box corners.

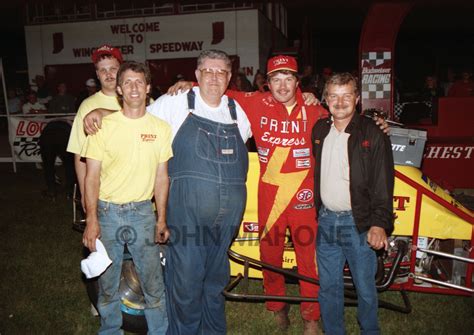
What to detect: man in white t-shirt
<box><xmin>22</xmin><ymin>91</ymin><xmax>47</xmax><ymax>115</ymax></box>
<box><xmin>150</xmin><ymin>50</ymin><xmax>252</xmax><ymax>335</ymax></box>
<box><xmin>84</xmin><ymin>49</ymin><xmax>251</xmax><ymax>335</ymax></box>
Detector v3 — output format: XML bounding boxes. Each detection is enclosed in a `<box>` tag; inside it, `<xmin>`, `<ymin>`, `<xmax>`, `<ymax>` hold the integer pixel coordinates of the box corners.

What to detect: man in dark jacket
<box><xmin>311</xmin><ymin>72</ymin><xmax>394</xmax><ymax>335</ymax></box>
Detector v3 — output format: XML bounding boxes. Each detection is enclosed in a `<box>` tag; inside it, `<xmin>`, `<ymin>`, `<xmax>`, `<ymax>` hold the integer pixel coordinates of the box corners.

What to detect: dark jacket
<box><xmin>311</xmin><ymin>114</ymin><xmax>394</xmax><ymax>234</ymax></box>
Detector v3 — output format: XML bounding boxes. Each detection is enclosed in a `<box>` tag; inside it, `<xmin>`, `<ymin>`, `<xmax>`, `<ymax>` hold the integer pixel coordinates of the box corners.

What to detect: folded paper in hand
<box><xmin>81</xmin><ymin>239</ymin><xmax>112</xmax><ymax>279</ymax></box>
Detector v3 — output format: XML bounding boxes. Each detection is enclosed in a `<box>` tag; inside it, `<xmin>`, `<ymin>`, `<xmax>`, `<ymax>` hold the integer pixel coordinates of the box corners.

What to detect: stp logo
<box><xmin>296</xmin><ymin>189</ymin><xmax>313</xmax><ymax>202</ymax></box>
<box><xmin>243</xmin><ymin>222</ymin><xmax>259</xmax><ymax>233</ymax></box>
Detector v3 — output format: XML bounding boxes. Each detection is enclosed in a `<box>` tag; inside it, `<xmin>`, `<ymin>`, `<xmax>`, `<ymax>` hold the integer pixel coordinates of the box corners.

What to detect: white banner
<box><xmin>9</xmin><ymin>116</ymin><xmax>74</xmax><ymax>162</ymax></box>
<box><xmin>25</xmin><ymin>10</ymin><xmax>262</xmax><ymax>83</ymax></box>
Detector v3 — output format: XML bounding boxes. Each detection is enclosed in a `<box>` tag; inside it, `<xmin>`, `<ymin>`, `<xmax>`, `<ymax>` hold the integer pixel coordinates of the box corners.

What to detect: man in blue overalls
<box><xmin>147</xmin><ymin>50</ymin><xmax>252</xmax><ymax>334</ymax></box>
<box><xmin>82</xmin><ymin>50</ymin><xmax>252</xmax><ymax>334</ymax></box>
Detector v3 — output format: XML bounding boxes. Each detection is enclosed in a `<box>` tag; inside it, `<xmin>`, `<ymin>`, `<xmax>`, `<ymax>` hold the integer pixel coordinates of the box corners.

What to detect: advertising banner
<box><xmin>361</xmin><ymin>51</ymin><xmax>392</xmax><ymax>115</ymax></box>
<box><xmin>358</xmin><ymin>3</ymin><xmax>412</xmax><ymax>119</ymax></box>
<box><xmin>9</xmin><ymin>116</ymin><xmax>74</xmax><ymax>162</ymax></box>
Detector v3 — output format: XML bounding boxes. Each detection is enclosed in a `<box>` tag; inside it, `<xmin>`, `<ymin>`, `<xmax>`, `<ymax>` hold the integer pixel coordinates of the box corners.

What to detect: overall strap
<box><xmin>189</xmin><ymin>88</ymin><xmax>237</xmax><ymax>122</ymax></box>
<box><xmin>228</xmin><ymin>98</ymin><xmax>237</xmax><ymax>121</ymax></box>
<box><xmin>187</xmin><ymin>89</ymin><xmax>196</xmax><ymax>111</ymax></box>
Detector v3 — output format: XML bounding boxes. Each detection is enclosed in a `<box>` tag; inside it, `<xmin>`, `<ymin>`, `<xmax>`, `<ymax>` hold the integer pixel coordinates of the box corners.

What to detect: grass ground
<box><xmin>0</xmin><ymin>163</ymin><xmax>473</xmax><ymax>334</ymax></box>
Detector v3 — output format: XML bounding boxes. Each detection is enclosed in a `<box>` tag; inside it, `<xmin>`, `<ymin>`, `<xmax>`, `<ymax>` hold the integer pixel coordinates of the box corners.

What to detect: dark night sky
<box><xmin>0</xmin><ymin>1</ymin><xmax>473</xmax><ymax>91</ymax></box>
<box><xmin>286</xmin><ymin>1</ymin><xmax>474</xmax><ymax>85</ymax></box>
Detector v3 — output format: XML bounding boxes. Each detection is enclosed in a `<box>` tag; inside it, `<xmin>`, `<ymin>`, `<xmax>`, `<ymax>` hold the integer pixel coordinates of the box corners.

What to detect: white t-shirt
<box><xmin>146</xmin><ymin>87</ymin><xmax>252</xmax><ymax>142</ymax></box>
<box><xmin>22</xmin><ymin>102</ymin><xmax>47</xmax><ymax>114</ymax></box>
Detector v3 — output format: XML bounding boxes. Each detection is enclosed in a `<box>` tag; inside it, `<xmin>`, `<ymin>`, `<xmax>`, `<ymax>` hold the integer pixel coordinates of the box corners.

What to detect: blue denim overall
<box><xmin>165</xmin><ymin>90</ymin><xmax>248</xmax><ymax>335</ymax></box>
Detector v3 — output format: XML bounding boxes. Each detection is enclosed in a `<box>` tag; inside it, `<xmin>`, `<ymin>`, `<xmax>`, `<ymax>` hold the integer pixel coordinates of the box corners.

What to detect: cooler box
<box><xmin>389</xmin><ymin>127</ymin><xmax>427</xmax><ymax>167</ymax></box>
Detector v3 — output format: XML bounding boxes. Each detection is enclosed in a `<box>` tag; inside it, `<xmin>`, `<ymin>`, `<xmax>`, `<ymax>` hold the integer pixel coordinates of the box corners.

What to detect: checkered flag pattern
<box><xmin>362</xmin><ymin>51</ymin><xmax>391</xmax><ymax>67</ymax></box>
<box><xmin>361</xmin><ymin>51</ymin><xmax>392</xmax><ymax>100</ymax></box>
<box><xmin>394</xmin><ymin>101</ymin><xmax>432</xmax><ymax>119</ymax></box>
<box><xmin>13</xmin><ymin>137</ymin><xmax>39</xmax><ymax>147</ymax></box>
<box><xmin>362</xmin><ymin>83</ymin><xmax>391</xmax><ymax>100</ymax></box>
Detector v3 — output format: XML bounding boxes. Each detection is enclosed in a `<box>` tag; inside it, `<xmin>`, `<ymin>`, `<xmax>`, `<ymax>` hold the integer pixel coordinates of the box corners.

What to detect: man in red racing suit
<box><xmin>171</xmin><ymin>55</ymin><xmax>328</xmax><ymax>333</ymax></box>
<box><xmin>227</xmin><ymin>56</ymin><xmax>328</xmax><ymax>333</ymax></box>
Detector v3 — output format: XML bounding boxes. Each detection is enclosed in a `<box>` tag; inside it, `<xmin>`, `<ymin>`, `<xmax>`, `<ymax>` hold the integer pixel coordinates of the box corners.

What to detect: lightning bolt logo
<box><xmin>260</xmin><ymin>146</ymin><xmax>309</xmax><ymax>240</ymax></box>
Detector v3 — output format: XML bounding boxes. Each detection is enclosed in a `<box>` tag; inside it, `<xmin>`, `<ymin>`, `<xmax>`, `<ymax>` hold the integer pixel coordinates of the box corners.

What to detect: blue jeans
<box><xmin>97</xmin><ymin>200</ymin><xmax>168</xmax><ymax>335</ymax></box>
<box><xmin>317</xmin><ymin>206</ymin><xmax>379</xmax><ymax>335</ymax></box>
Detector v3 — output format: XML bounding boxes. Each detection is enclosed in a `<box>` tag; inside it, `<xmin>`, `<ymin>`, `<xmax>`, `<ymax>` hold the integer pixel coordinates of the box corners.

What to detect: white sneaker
<box><xmin>90</xmin><ymin>303</ymin><xmax>99</xmax><ymax>317</ymax></box>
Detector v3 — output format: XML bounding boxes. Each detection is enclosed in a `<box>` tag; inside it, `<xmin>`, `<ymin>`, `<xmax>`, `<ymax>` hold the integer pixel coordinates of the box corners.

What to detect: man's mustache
<box><xmin>333</xmin><ymin>103</ymin><xmax>349</xmax><ymax>109</ymax></box>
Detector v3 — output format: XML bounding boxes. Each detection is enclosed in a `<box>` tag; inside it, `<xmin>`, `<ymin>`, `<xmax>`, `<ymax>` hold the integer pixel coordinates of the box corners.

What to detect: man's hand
<box><xmin>83</xmin><ymin>219</ymin><xmax>101</xmax><ymax>252</ymax></box>
<box><xmin>367</xmin><ymin>226</ymin><xmax>388</xmax><ymax>250</ymax></box>
<box><xmin>84</xmin><ymin>110</ymin><xmax>104</xmax><ymax>135</ymax></box>
<box><xmin>167</xmin><ymin>81</ymin><xmax>193</xmax><ymax>95</ymax></box>
<box><xmin>155</xmin><ymin>221</ymin><xmax>170</xmax><ymax>244</ymax></box>
<box><xmin>302</xmin><ymin>92</ymin><xmax>321</xmax><ymax>106</ymax></box>
<box><xmin>374</xmin><ymin>116</ymin><xmax>390</xmax><ymax>134</ymax></box>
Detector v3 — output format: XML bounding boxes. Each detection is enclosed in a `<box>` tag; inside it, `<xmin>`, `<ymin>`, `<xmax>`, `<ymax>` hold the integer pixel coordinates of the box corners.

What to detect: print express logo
<box><xmin>272</xmin><ymin>57</ymin><xmax>290</xmax><ymax>66</ymax></box>
<box><xmin>141</xmin><ymin>134</ymin><xmax>157</xmax><ymax>142</ymax></box>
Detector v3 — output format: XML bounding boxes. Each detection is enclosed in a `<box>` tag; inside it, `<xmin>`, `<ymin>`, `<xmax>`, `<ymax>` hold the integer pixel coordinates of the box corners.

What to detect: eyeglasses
<box><xmin>199</xmin><ymin>68</ymin><xmax>230</xmax><ymax>80</ymax></box>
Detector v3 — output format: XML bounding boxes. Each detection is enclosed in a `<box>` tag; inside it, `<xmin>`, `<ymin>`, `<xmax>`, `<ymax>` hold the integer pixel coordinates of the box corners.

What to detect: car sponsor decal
<box><xmin>296</xmin><ymin>189</ymin><xmax>313</xmax><ymax>202</ymax></box>
<box><xmin>294</xmin><ymin>203</ymin><xmax>314</xmax><ymax>210</ymax></box>
<box><xmin>293</xmin><ymin>148</ymin><xmax>310</xmax><ymax>157</ymax></box>
<box><xmin>296</xmin><ymin>158</ymin><xmax>311</xmax><ymax>168</ymax></box>
<box><xmin>243</xmin><ymin>222</ymin><xmax>259</xmax><ymax>233</ymax></box>
<box><xmin>257</xmin><ymin>147</ymin><xmax>270</xmax><ymax>157</ymax></box>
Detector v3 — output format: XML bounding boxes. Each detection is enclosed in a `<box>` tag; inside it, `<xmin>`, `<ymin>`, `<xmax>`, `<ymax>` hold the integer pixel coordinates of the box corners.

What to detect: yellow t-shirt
<box><xmin>286</xmin><ymin>102</ymin><xmax>297</xmax><ymax>115</ymax></box>
<box><xmin>67</xmin><ymin>91</ymin><xmax>121</xmax><ymax>155</ymax></box>
<box><xmin>81</xmin><ymin>111</ymin><xmax>173</xmax><ymax>203</ymax></box>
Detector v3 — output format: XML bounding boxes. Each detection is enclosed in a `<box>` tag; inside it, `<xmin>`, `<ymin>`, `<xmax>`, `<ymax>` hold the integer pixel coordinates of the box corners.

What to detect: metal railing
<box><xmin>27</xmin><ymin>2</ymin><xmax>255</xmax><ymax>25</ymax></box>
<box><xmin>223</xmin><ymin>240</ymin><xmax>412</xmax><ymax>313</ymax></box>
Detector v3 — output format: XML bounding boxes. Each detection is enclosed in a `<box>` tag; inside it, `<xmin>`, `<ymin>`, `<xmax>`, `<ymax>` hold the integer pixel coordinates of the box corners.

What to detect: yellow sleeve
<box><xmin>159</xmin><ymin>122</ymin><xmax>173</xmax><ymax>163</ymax></box>
<box><xmin>66</xmin><ymin>101</ymin><xmax>90</xmax><ymax>154</ymax></box>
<box><xmin>81</xmin><ymin>129</ymin><xmax>105</xmax><ymax>162</ymax></box>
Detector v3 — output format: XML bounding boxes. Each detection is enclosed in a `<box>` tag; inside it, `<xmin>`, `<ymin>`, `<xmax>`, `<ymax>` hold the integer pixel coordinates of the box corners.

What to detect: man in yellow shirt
<box><xmin>67</xmin><ymin>45</ymin><xmax>123</xmax><ymax>207</ymax></box>
<box><xmin>81</xmin><ymin>50</ymin><xmax>251</xmax><ymax>334</ymax></box>
<box><xmin>81</xmin><ymin>61</ymin><xmax>172</xmax><ymax>334</ymax></box>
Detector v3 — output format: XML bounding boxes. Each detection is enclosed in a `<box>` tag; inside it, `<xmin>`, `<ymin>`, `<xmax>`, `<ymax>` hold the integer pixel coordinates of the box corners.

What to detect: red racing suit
<box><xmin>227</xmin><ymin>89</ymin><xmax>328</xmax><ymax>320</ymax></box>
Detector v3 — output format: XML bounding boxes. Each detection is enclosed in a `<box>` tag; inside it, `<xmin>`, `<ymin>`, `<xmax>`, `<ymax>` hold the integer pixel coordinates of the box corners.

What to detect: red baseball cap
<box><xmin>91</xmin><ymin>45</ymin><xmax>123</xmax><ymax>64</ymax></box>
<box><xmin>267</xmin><ymin>55</ymin><xmax>298</xmax><ymax>75</ymax></box>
